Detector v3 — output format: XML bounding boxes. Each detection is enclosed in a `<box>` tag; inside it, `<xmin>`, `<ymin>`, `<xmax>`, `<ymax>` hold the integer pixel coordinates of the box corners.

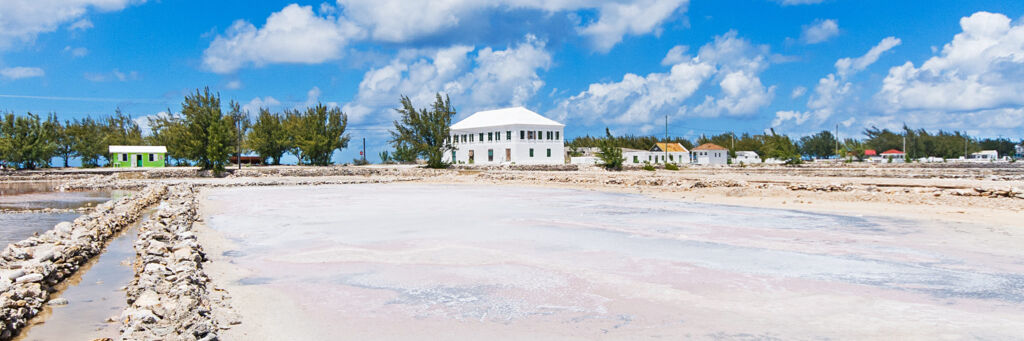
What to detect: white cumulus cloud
<box><xmin>0</xmin><ymin>66</ymin><xmax>45</xmax><ymax>80</ymax></box>
<box><xmin>551</xmin><ymin>31</ymin><xmax>774</xmax><ymax>127</ymax></box>
<box><xmin>801</xmin><ymin>19</ymin><xmax>839</xmax><ymax>44</ymax></box>
<box><xmin>0</xmin><ymin>0</ymin><xmax>142</xmax><ymax>50</ymax></box>
<box><xmin>202</xmin><ymin>4</ymin><xmax>363</xmax><ymax>74</ymax></box>
<box><xmin>773</xmin><ymin>36</ymin><xmax>900</xmax><ymax>128</ymax></box>
<box><xmin>343</xmin><ymin>36</ymin><xmax>552</xmax><ymax>124</ymax></box>
<box><xmin>878</xmin><ymin>11</ymin><xmax>1024</xmax><ymax>113</ymax></box>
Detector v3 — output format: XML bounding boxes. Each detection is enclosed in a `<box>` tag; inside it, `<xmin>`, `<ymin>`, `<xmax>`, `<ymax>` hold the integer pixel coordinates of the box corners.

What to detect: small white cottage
<box><xmin>692</xmin><ymin>143</ymin><xmax>728</xmax><ymax>165</ymax></box>
<box><xmin>445</xmin><ymin>107</ymin><xmax>565</xmax><ymax>165</ymax></box>
<box><xmin>733</xmin><ymin>151</ymin><xmax>761</xmax><ymax>164</ymax></box>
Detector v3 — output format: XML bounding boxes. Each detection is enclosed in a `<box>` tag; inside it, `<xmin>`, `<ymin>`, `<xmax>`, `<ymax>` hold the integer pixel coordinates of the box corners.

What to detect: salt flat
<box><xmin>198</xmin><ymin>183</ymin><xmax>1024</xmax><ymax>340</ymax></box>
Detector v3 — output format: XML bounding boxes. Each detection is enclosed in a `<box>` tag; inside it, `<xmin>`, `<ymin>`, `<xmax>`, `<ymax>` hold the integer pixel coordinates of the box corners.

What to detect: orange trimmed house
<box><xmin>648</xmin><ymin>142</ymin><xmax>690</xmax><ymax>164</ymax></box>
<box><xmin>692</xmin><ymin>143</ymin><xmax>728</xmax><ymax>165</ymax></box>
<box><xmin>880</xmin><ymin>149</ymin><xmax>906</xmax><ymax>162</ymax></box>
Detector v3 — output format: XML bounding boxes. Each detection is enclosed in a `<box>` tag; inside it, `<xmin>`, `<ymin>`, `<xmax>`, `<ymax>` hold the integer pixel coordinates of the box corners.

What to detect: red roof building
<box><xmin>880</xmin><ymin>149</ymin><xmax>904</xmax><ymax>156</ymax></box>
<box><xmin>864</xmin><ymin>149</ymin><xmax>877</xmax><ymax>156</ymax></box>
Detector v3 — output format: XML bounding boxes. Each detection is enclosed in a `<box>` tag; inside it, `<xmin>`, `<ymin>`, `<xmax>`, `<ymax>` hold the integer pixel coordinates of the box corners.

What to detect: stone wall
<box><xmin>120</xmin><ymin>185</ymin><xmax>222</xmax><ymax>341</ymax></box>
<box><xmin>0</xmin><ymin>185</ymin><xmax>166</xmax><ymax>340</ymax></box>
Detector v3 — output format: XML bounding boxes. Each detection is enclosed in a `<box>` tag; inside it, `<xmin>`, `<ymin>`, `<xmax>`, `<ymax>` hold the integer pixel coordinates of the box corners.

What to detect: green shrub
<box><xmin>597</xmin><ymin>139</ymin><xmax>623</xmax><ymax>171</ymax></box>
<box><xmin>642</xmin><ymin>163</ymin><xmax>656</xmax><ymax>171</ymax></box>
<box><xmin>664</xmin><ymin>163</ymin><xmax>679</xmax><ymax>171</ymax></box>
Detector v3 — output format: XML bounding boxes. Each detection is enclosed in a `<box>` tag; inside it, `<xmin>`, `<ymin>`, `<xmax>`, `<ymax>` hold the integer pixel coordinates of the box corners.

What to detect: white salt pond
<box><xmin>201</xmin><ymin>184</ymin><xmax>1024</xmax><ymax>340</ymax></box>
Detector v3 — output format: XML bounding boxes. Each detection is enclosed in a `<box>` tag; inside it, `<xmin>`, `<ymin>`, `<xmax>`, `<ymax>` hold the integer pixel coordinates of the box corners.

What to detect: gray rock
<box><xmin>47</xmin><ymin>298</ymin><xmax>69</xmax><ymax>306</ymax></box>
<box><xmin>15</xmin><ymin>273</ymin><xmax>43</xmax><ymax>283</ymax></box>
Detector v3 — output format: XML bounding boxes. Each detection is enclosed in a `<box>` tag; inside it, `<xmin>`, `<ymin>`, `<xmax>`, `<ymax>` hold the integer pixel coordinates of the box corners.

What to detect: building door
<box><xmin>468</xmin><ymin>150</ymin><xmax>474</xmax><ymax>164</ymax></box>
<box><xmin>135</xmin><ymin>154</ymin><xmax>143</xmax><ymax>167</ymax></box>
<box><xmin>505</xmin><ymin>149</ymin><xmax>511</xmax><ymax>162</ymax></box>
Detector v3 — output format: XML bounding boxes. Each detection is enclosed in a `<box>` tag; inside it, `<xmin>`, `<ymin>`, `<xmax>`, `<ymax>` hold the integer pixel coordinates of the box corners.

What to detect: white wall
<box><xmin>623</xmin><ymin>151</ymin><xmax>690</xmax><ymax>165</ymax></box>
<box><xmin>444</xmin><ymin>124</ymin><xmax>565</xmax><ymax>165</ymax></box>
<box><xmin>694</xmin><ymin>150</ymin><xmax>727</xmax><ymax>165</ymax></box>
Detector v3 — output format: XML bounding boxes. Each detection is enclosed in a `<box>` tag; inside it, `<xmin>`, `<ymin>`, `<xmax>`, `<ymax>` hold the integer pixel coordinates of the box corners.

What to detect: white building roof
<box><xmin>109</xmin><ymin>145</ymin><xmax>167</xmax><ymax>153</ymax></box>
<box><xmin>972</xmin><ymin>150</ymin><xmax>998</xmax><ymax>155</ymax></box>
<box><xmin>451</xmin><ymin>107</ymin><xmax>563</xmax><ymax>130</ymax></box>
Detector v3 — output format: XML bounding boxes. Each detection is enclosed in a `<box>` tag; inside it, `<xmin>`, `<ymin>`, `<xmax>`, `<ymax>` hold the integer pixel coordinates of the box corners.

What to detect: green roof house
<box><xmin>109</xmin><ymin>145</ymin><xmax>167</xmax><ymax>168</ymax></box>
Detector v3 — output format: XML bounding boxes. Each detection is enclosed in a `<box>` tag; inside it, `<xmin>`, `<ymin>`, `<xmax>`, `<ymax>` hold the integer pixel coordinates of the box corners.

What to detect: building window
<box><xmin>488</xmin><ymin>149</ymin><xmax>494</xmax><ymax>161</ymax></box>
<box><xmin>495</xmin><ymin>131</ymin><xmax>500</xmax><ymax>141</ymax></box>
<box><xmin>520</xmin><ymin>130</ymin><xmax>525</xmax><ymax>140</ymax></box>
<box><xmin>470</xmin><ymin>134</ymin><xmax>474</xmax><ymax>142</ymax></box>
<box><xmin>461</xmin><ymin>134</ymin><xmax>466</xmax><ymax>142</ymax></box>
<box><xmin>555</xmin><ymin>131</ymin><xmax>559</xmax><ymax>140</ymax></box>
<box><xmin>546</xmin><ymin>148</ymin><xmax>551</xmax><ymax>157</ymax></box>
<box><xmin>507</xmin><ymin>131</ymin><xmax>512</xmax><ymax>140</ymax></box>
<box><xmin>451</xmin><ymin>151</ymin><xmax>456</xmax><ymax>162</ymax></box>
<box><xmin>546</xmin><ymin>131</ymin><xmax>552</xmax><ymax>140</ymax></box>
<box><xmin>488</xmin><ymin>132</ymin><xmax>493</xmax><ymax>141</ymax></box>
<box><xmin>537</xmin><ymin>131</ymin><xmax>543</xmax><ymax>140</ymax></box>
<box><xmin>479</xmin><ymin>133</ymin><xmax>484</xmax><ymax>142</ymax></box>
<box><xmin>529</xmin><ymin>148</ymin><xmax>534</xmax><ymax>157</ymax></box>
<box><xmin>528</xmin><ymin>131</ymin><xmax>534</xmax><ymax>140</ymax></box>
<box><xmin>148</xmin><ymin>154</ymin><xmax>155</xmax><ymax>162</ymax></box>
<box><xmin>121</xmin><ymin>153</ymin><xmax>127</xmax><ymax>162</ymax></box>
<box><xmin>633</xmin><ymin>155</ymin><xmax>639</xmax><ymax>163</ymax></box>
<box><xmin>669</xmin><ymin>154</ymin><xmax>674</xmax><ymax>161</ymax></box>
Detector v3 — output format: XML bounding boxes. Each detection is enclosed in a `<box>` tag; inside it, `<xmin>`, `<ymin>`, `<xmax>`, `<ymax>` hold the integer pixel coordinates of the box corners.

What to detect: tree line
<box><xmin>569</xmin><ymin>125</ymin><xmax>1021</xmax><ymax>161</ymax></box>
<box><xmin>0</xmin><ymin>87</ymin><xmax>352</xmax><ymax>171</ymax></box>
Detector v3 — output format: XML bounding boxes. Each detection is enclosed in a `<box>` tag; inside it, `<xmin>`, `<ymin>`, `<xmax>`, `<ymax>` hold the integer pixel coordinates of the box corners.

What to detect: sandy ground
<box><xmin>196</xmin><ymin>183</ymin><xmax>1024</xmax><ymax>340</ymax></box>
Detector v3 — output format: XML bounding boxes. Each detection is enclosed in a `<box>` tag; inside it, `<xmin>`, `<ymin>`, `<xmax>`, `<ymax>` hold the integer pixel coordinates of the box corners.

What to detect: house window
<box><xmin>633</xmin><ymin>155</ymin><xmax>639</xmax><ymax>163</ymax></box>
<box><xmin>669</xmin><ymin>154</ymin><xmax>674</xmax><ymax>161</ymax></box>
<box><xmin>479</xmin><ymin>133</ymin><xmax>484</xmax><ymax>142</ymax></box>
<box><xmin>520</xmin><ymin>130</ymin><xmax>525</xmax><ymax>140</ymax></box>
<box><xmin>495</xmin><ymin>131</ymin><xmax>500</xmax><ymax>141</ymax></box>
<box><xmin>546</xmin><ymin>149</ymin><xmax>551</xmax><ymax>157</ymax></box>
<box><xmin>529</xmin><ymin>148</ymin><xmax>534</xmax><ymax>157</ymax></box>
<box><xmin>451</xmin><ymin>151</ymin><xmax>456</xmax><ymax>162</ymax></box>
<box><xmin>148</xmin><ymin>154</ymin><xmax>155</xmax><ymax>162</ymax></box>
<box><xmin>546</xmin><ymin>131</ymin><xmax>552</xmax><ymax>140</ymax></box>
<box><xmin>528</xmin><ymin>131</ymin><xmax>534</xmax><ymax>139</ymax></box>
<box><xmin>488</xmin><ymin>132</ymin><xmax>493</xmax><ymax>141</ymax></box>
<box><xmin>121</xmin><ymin>153</ymin><xmax>127</xmax><ymax>162</ymax></box>
<box><xmin>537</xmin><ymin>131</ymin><xmax>543</xmax><ymax>140</ymax></box>
<box><xmin>488</xmin><ymin>149</ymin><xmax>494</xmax><ymax>161</ymax></box>
<box><xmin>507</xmin><ymin>131</ymin><xmax>512</xmax><ymax>140</ymax></box>
<box><xmin>462</xmin><ymin>134</ymin><xmax>467</xmax><ymax>142</ymax></box>
<box><xmin>555</xmin><ymin>131</ymin><xmax>559</xmax><ymax>140</ymax></box>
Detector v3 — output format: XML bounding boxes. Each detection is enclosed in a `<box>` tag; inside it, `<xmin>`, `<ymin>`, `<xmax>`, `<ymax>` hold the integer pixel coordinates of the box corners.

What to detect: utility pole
<box><xmin>664</xmin><ymin>115</ymin><xmax>668</xmax><ymax>164</ymax></box>
<box><xmin>835</xmin><ymin>124</ymin><xmax>839</xmax><ymax>160</ymax></box>
<box><xmin>362</xmin><ymin>137</ymin><xmax>367</xmax><ymax>164</ymax></box>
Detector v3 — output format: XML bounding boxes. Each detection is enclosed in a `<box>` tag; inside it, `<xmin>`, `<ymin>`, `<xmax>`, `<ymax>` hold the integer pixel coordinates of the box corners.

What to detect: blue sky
<box><xmin>1</xmin><ymin>0</ymin><xmax>1022</xmax><ymax>164</ymax></box>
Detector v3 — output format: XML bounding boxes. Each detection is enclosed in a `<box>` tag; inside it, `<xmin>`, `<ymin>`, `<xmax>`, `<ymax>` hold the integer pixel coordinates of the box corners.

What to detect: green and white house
<box><xmin>109</xmin><ymin>145</ymin><xmax>167</xmax><ymax>168</ymax></box>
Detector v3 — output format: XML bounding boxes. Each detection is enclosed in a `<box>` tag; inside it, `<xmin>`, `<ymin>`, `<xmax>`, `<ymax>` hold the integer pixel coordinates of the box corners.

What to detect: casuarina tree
<box><xmin>389</xmin><ymin>94</ymin><xmax>455</xmax><ymax>168</ymax></box>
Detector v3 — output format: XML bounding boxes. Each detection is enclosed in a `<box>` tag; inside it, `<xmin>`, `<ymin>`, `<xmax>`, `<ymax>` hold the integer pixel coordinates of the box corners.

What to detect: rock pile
<box><xmin>0</xmin><ymin>185</ymin><xmax>166</xmax><ymax>340</ymax></box>
<box><xmin>949</xmin><ymin>187</ymin><xmax>1024</xmax><ymax>199</ymax></box>
<box><xmin>787</xmin><ymin>183</ymin><xmax>854</xmax><ymax>192</ymax></box>
<box><xmin>120</xmin><ymin>185</ymin><xmax>222</xmax><ymax>341</ymax></box>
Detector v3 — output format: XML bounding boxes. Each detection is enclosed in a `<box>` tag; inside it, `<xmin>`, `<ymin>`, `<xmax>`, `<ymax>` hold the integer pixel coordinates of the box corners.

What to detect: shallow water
<box><xmin>203</xmin><ymin>184</ymin><xmax>1024</xmax><ymax>339</ymax></box>
<box><xmin>0</xmin><ymin>183</ymin><xmax>117</xmax><ymax>249</ymax></box>
<box><xmin>0</xmin><ymin>212</ymin><xmax>82</xmax><ymax>248</ymax></box>
<box><xmin>13</xmin><ymin>214</ymin><xmax>147</xmax><ymax>341</ymax></box>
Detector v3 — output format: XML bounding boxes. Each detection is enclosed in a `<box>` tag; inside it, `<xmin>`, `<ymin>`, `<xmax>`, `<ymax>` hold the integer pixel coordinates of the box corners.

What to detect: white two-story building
<box><xmin>445</xmin><ymin>107</ymin><xmax>565</xmax><ymax>165</ymax></box>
